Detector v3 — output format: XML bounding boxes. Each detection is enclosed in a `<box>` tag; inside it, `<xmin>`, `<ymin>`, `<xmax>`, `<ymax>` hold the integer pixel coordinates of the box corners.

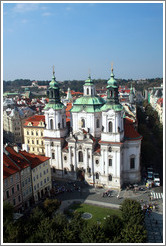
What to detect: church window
<box><xmin>96</xmin><ymin>119</ymin><xmax>100</xmax><ymax>128</ymax></box>
<box><xmin>50</xmin><ymin>119</ymin><xmax>53</xmax><ymax>130</ymax></box>
<box><xmin>62</xmin><ymin>118</ymin><xmax>64</xmax><ymax>128</ymax></box>
<box><xmin>96</xmin><ymin>173</ymin><xmax>99</xmax><ymax>179</ymax></box>
<box><xmin>81</xmin><ymin>119</ymin><xmax>85</xmax><ymax>128</ymax></box>
<box><xmin>108</xmin><ymin>175</ymin><xmax>112</xmax><ymax>181</ymax></box>
<box><xmin>108</xmin><ymin>122</ymin><xmax>113</xmax><ymax>132</ymax></box>
<box><xmin>64</xmin><ymin>155</ymin><xmax>67</xmax><ymax>161</ymax></box>
<box><xmin>32</xmin><ymin>140</ymin><xmax>34</xmax><ymax>144</ymax></box>
<box><xmin>108</xmin><ymin>147</ymin><xmax>112</xmax><ymax>152</ymax></box>
<box><xmin>109</xmin><ymin>159</ymin><xmax>112</xmax><ymax>166</ymax></box>
<box><xmin>31</xmin><ymin>131</ymin><xmax>34</xmax><ymax>135</ymax></box>
<box><xmin>37</xmin><ymin>140</ymin><xmax>39</xmax><ymax>145</ymax></box>
<box><xmin>78</xmin><ymin>151</ymin><xmax>83</xmax><ymax>162</ymax></box>
<box><xmin>53</xmin><ymin>167</ymin><xmax>56</xmax><ymax>173</ymax></box>
<box><xmin>52</xmin><ymin>152</ymin><xmax>55</xmax><ymax>159</ymax></box>
<box><xmin>27</xmin><ymin>139</ymin><xmax>30</xmax><ymax>144</ymax></box>
<box><xmin>41</xmin><ymin>132</ymin><xmax>43</xmax><ymax>136</ymax></box>
<box><xmin>87</xmin><ymin>88</ymin><xmax>89</xmax><ymax>95</ymax></box>
<box><xmin>91</xmin><ymin>89</ymin><xmax>93</xmax><ymax>95</ymax></box>
<box><xmin>64</xmin><ymin>168</ymin><xmax>67</xmax><ymax>174</ymax></box>
<box><xmin>51</xmin><ymin>142</ymin><xmax>54</xmax><ymax>147</ymax></box>
<box><xmin>51</xmin><ymin>91</ymin><xmax>53</xmax><ymax>98</ymax></box>
<box><xmin>27</xmin><ymin>131</ymin><xmax>29</xmax><ymax>135</ymax></box>
<box><xmin>130</xmin><ymin>157</ymin><xmax>135</xmax><ymax>169</ymax></box>
<box><xmin>36</xmin><ymin>131</ymin><xmax>38</xmax><ymax>136</ymax></box>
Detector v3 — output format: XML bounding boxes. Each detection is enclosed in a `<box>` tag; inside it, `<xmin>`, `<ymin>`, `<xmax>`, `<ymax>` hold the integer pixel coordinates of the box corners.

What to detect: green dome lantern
<box><xmin>44</xmin><ymin>66</ymin><xmax>64</xmax><ymax>110</ymax></box>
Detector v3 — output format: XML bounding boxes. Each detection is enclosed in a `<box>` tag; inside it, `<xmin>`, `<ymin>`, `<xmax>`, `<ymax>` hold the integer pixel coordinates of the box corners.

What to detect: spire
<box><xmin>52</xmin><ymin>65</ymin><xmax>56</xmax><ymax>80</ymax></box>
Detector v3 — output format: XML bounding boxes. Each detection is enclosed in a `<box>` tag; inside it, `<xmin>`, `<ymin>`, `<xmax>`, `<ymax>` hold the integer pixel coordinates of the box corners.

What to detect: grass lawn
<box><xmin>69</xmin><ymin>203</ymin><xmax>122</xmax><ymax>225</ymax></box>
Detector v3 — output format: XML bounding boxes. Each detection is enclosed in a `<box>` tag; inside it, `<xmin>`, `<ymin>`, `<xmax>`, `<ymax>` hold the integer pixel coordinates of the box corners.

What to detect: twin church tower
<box><xmin>43</xmin><ymin>67</ymin><xmax>142</xmax><ymax>189</ymax></box>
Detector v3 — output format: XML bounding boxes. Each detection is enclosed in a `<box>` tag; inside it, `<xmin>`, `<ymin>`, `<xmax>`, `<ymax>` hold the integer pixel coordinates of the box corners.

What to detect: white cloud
<box><xmin>66</xmin><ymin>7</ymin><xmax>72</xmax><ymax>11</ymax></box>
<box><xmin>21</xmin><ymin>19</ymin><xmax>28</xmax><ymax>24</ymax></box>
<box><xmin>42</xmin><ymin>12</ymin><xmax>52</xmax><ymax>17</ymax></box>
<box><xmin>12</xmin><ymin>3</ymin><xmax>39</xmax><ymax>13</ymax></box>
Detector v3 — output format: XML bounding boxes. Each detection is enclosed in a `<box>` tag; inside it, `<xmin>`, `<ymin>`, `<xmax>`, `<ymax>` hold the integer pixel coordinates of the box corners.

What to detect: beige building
<box><xmin>20</xmin><ymin>151</ymin><xmax>52</xmax><ymax>203</ymax></box>
<box><xmin>3</xmin><ymin>106</ymin><xmax>34</xmax><ymax>144</ymax></box>
<box><xmin>23</xmin><ymin>115</ymin><xmax>45</xmax><ymax>155</ymax></box>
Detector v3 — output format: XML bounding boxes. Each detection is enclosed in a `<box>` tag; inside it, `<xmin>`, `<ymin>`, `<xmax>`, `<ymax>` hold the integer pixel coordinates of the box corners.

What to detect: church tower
<box><xmin>101</xmin><ymin>66</ymin><xmax>124</xmax><ymax>143</ymax></box>
<box><xmin>44</xmin><ymin>67</ymin><xmax>68</xmax><ymax>174</ymax></box>
<box><xmin>98</xmin><ymin>66</ymin><xmax>124</xmax><ymax>188</ymax></box>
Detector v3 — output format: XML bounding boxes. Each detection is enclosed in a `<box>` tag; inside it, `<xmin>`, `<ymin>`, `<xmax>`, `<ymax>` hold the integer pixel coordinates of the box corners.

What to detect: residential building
<box><xmin>5</xmin><ymin>146</ymin><xmax>33</xmax><ymax>209</ymax></box>
<box><xmin>3</xmin><ymin>152</ymin><xmax>22</xmax><ymax>211</ymax></box>
<box><xmin>19</xmin><ymin>151</ymin><xmax>51</xmax><ymax>203</ymax></box>
<box><xmin>23</xmin><ymin>115</ymin><xmax>45</xmax><ymax>155</ymax></box>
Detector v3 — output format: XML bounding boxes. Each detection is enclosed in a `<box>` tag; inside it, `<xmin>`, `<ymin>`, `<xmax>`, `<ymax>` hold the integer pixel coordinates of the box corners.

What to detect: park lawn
<box><xmin>69</xmin><ymin>203</ymin><xmax>122</xmax><ymax>225</ymax></box>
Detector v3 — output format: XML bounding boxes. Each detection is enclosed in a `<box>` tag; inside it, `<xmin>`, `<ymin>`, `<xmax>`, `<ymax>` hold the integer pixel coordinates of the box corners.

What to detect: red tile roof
<box><xmin>5</xmin><ymin>146</ymin><xmax>30</xmax><ymax>169</ymax></box>
<box><xmin>124</xmin><ymin>118</ymin><xmax>142</xmax><ymax>141</ymax></box>
<box><xmin>24</xmin><ymin>115</ymin><xmax>45</xmax><ymax>126</ymax></box>
<box><xmin>19</xmin><ymin>151</ymin><xmax>50</xmax><ymax>169</ymax></box>
<box><xmin>3</xmin><ymin>153</ymin><xmax>20</xmax><ymax>179</ymax></box>
<box><xmin>157</xmin><ymin>98</ymin><xmax>163</xmax><ymax>106</ymax></box>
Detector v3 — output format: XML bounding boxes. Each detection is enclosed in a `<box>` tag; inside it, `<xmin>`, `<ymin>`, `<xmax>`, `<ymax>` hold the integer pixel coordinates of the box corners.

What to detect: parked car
<box><xmin>153</xmin><ymin>173</ymin><xmax>160</xmax><ymax>187</ymax></box>
<box><xmin>147</xmin><ymin>167</ymin><xmax>153</xmax><ymax>180</ymax></box>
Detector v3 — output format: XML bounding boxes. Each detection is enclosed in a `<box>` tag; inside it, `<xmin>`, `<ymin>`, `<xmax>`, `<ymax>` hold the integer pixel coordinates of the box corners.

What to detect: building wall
<box><xmin>24</xmin><ymin>126</ymin><xmax>45</xmax><ymax>155</ymax></box>
<box><xmin>31</xmin><ymin>160</ymin><xmax>52</xmax><ymax>202</ymax></box>
<box><xmin>3</xmin><ymin>172</ymin><xmax>22</xmax><ymax>210</ymax></box>
<box><xmin>20</xmin><ymin>166</ymin><xmax>33</xmax><ymax>207</ymax></box>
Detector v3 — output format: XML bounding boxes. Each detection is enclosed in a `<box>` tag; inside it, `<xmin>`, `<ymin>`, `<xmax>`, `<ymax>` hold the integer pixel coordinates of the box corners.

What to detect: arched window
<box><xmin>108</xmin><ymin>174</ymin><xmax>112</xmax><ymax>181</ymax></box>
<box><xmin>27</xmin><ymin>131</ymin><xmax>29</xmax><ymax>135</ymax></box>
<box><xmin>87</xmin><ymin>88</ymin><xmax>89</xmax><ymax>95</ymax></box>
<box><xmin>96</xmin><ymin>119</ymin><xmax>100</xmax><ymax>128</ymax></box>
<box><xmin>108</xmin><ymin>121</ymin><xmax>113</xmax><ymax>132</ymax></box>
<box><xmin>130</xmin><ymin>156</ymin><xmax>135</xmax><ymax>169</ymax></box>
<box><xmin>96</xmin><ymin>173</ymin><xmax>99</xmax><ymax>179</ymax></box>
<box><xmin>50</xmin><ymin>119</ymin><xmax>53</xmax><ymax>130</ymax></box>
<box><xmin>52</xmin><ymin>152</ymin><xmax>55</xmax><ymax>159</ymax></box>
<box><xmin>51</xmin><ymin>91</ymin><xmax>53</xmax><ymax>98</ymax></box>
<box><xmin>51</xmin><ymin>142</ymin><xmax>54</xmax><ymax>147</ymax></box>
<box><xmin>62</xmin><ymin>118</ymin><xmax>64</xmax><ymax>128</ymax></box>
<box><xmin>81</xmin><ymin>119</ymin><xmax>85</xmax><ymax>128</ymax></box>
<box><xmin>78</xmin><ymin>151</ymin><xmax>83</xmax><ymax>162</ymax></box>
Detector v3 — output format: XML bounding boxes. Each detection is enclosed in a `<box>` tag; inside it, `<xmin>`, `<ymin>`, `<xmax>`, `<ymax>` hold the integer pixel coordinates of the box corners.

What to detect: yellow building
<box><xmin>23</xmin><ymin>115</ymin><xmax>45</xmax><ymax>155</ymax></box>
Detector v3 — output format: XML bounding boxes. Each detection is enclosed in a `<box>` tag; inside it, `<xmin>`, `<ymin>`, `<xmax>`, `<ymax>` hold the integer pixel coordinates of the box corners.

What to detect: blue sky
<box><xmin>3</xmin><ymin>2</ymin><xmax>163</xmax><ymax>81</ymax></box>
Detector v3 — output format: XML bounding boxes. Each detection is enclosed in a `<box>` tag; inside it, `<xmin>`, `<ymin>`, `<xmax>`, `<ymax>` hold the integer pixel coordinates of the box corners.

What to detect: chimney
<box><xmin>13</xmin><ymin>145</ymin><xmax>19</xmax><ymax>153</ymax></box>
<box><xmin>22</xmin><ymin>144</ymin><xmax>29</xmax><ymax>152</ymax></box>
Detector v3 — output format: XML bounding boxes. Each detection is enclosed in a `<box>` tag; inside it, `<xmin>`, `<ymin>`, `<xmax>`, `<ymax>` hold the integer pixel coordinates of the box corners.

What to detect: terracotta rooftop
<box><xmin>19</xmin><ymin>151</ymin><xmax>50</xmax><ymax>169</ymax></box>
<box><xmin>124</xmin><ymin>118</ymin><xmax>142</xmax><ymax>141</ymax></box>
<box><xmin>5</xmin><ymin>146</ymin><xmax>30</xmax><ymax>169</ymax></box>
<box><xmin>3</xmin><ymin>153</ymin><xmax>20</xmax><ymax>179</ymax></box>
<box><xmin>24</xmin><ymin>115</ymin><xmax>45</xmax><ymax>126</ymax></box>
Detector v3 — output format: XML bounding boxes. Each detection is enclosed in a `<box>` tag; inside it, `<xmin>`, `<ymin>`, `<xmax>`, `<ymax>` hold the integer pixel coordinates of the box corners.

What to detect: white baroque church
<box><xmin>44</xmin><ymin>67</ymin><xmax>142</xmax><ymax>189</ymax></box>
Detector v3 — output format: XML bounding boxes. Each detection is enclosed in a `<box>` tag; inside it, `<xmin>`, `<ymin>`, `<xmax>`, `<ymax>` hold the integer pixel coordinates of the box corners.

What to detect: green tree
<box><xmin>80</xmin><ymin>223</ymin><xmax>105</xmax><ymax>243</ymax></box>
<box><xmin>120</xmin><ymin>199</ymin><xmax>144</xmax><ymax>225</ymax></box>
<box><xmin>119</xmin><ymin>222</ymin><xmax>147</xmax><ymax>243</ymax></box>
<box><xmin>103</xmin><ymin>215</ymin><xmax>124</xmax><ymax>242</ymax></box>
<box><xmin>43</xmin><ymin>198</ymin><xmax>61</xmax><ymax>217</ymax></box>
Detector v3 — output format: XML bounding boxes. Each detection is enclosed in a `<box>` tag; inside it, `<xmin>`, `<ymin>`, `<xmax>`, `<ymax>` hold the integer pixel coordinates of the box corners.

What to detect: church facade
<box><xmin>44</xmin><ymin>68</ymin><xmax>142</xmax><ymax>189</ymax></box>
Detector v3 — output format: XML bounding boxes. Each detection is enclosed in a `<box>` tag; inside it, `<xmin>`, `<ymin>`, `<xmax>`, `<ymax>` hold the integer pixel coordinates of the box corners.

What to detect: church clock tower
<box><xmin>44</xmin><ymin>67</ymin><xmax>68</xmax><ymax>175</ymax></box>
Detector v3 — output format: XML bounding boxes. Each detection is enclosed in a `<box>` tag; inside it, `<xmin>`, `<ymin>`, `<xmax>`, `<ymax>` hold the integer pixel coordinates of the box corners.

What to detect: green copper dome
<box><xmin>49</xmin><ymin>73</ymin><xmax>59</xmax><ymax>89</ymax></box>
<box><xmin>84</xmin><ymin>75</ymin><xmax>94</xmax><ymax>86</ymax></box>
<box><xmin>71</xmin><ymin>96</ymin><xmax>105</xmax><ymax>113</ymax></box>
<box><xmin>107</xmin><ymin>69</ymin><xmax>118</xmax><ymax>88</ymax></box>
